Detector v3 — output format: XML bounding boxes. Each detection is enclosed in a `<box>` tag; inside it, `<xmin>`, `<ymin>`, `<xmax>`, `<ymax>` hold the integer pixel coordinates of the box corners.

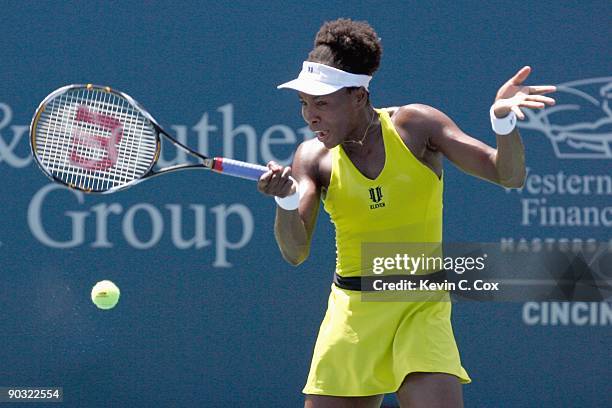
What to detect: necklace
<box><xmin>343</xmin><ymin>109</ymin><xmax>376</xmax><ymax>147</ymax></box>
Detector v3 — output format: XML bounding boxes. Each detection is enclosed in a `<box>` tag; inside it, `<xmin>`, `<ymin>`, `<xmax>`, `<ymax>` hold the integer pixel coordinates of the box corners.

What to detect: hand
<box><xmin>257</xmin><ymin>161</ymin><xmax>297</xmax><ymax>197</ymax></box>
<box><xmin>493</xmin><ymin>66</ymin><xmax>556</xmax><ymax>120</ymax></box>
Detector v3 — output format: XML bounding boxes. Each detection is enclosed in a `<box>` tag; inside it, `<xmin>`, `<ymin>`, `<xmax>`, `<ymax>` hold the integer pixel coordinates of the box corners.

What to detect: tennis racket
<box><xmin>30</xmin><ymin>84</ymin><xmax>269</xmax><ymax>194</ymax></box>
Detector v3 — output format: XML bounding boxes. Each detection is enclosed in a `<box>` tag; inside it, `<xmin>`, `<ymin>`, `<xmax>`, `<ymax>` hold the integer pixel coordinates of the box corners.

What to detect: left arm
<box><xmin>398</xmin><ymin>66</ymin><xmax>556</xmax><ymax>188</ymax></box>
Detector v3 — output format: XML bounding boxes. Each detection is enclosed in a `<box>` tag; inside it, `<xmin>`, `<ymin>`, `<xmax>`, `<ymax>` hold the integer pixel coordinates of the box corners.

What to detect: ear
<box><xmin>351</xmin><ymin>87</ymin><xmax>369</xmax><ymax>108</ymax></box>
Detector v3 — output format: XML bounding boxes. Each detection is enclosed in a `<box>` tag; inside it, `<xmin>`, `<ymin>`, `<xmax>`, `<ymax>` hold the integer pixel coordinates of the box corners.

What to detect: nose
<box><xmin>301</xmin><ymin>105</ymin><xmax>319</xmax><ymax>126</ymax></box>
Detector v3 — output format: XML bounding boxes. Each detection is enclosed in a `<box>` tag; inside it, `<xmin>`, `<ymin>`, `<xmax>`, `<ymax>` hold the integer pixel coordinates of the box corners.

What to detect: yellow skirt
<box><xmin>303</xmin><ymin>284</ymin><xmax>471</xmax><ymax>396</ymax></box>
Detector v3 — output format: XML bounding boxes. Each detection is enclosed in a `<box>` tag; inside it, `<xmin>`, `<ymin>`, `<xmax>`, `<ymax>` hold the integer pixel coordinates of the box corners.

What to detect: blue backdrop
<box><xmin>1</xmin><ymin>1</ymin><xmax>610</xmax><ymax>406</ymax></box>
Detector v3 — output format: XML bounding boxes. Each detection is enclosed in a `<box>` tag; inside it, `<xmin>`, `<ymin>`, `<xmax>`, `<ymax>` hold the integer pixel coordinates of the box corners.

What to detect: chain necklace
<box><xmin>343</xmin><ymin>109</ymin><xmax>376</xmax><ymax>147</ymax></box>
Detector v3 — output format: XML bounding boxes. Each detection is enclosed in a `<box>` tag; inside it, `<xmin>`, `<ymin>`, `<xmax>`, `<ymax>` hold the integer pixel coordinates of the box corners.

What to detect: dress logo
<box><xmin>368</xmin><ymin>186</ymin><xmax>385</xmax><ymax>209</ymax></box>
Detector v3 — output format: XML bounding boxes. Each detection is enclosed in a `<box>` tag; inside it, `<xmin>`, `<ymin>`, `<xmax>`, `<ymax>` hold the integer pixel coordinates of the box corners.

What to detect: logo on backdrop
<box><xmin>0</xmin><ymin>102</ymin><xmax>30</xmax><ymax>168</ymax></box>
<box><xmin>1</xmin><ymin>102</ymin><xmax>313</xmax><ymax>264</ymax></box>
<box><xmin>510</xmin><ymin>76</ymin><xmax>612</xmax><ymax>326</ymax></box>
<box><xmin>518</xmin><ymin>77</ymin><xmax>612</xmax><ymax>159</ymax></box>
<box><xmin>522</xmin><ymin>302</ymin><xmax>611</xmax><ymax>326</ymax></box>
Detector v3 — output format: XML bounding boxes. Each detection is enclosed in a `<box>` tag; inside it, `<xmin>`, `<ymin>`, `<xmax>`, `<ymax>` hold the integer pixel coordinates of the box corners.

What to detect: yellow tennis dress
<box><xmin>303</xmin><ymin>109</ymin><xmax>471</xmax><ymax>396</ymax></box>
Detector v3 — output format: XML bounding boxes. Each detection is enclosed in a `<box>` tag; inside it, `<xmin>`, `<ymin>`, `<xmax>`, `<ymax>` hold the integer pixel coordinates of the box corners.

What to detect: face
<box><xmin>298</xmin><ymin>88</ymin><xmax>365</xmax><ymax>148</ymax></box>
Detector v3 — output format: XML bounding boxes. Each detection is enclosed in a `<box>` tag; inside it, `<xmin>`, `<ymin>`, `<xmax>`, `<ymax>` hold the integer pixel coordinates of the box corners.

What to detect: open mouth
<box><xmin>315</xmin><ymin>130</ymin><xmax>329</xmax><ymax>141</ymax></box>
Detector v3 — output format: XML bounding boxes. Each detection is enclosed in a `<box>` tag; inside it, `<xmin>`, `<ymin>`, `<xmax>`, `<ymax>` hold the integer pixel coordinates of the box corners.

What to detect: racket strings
<box><xmin>34</xmin><ymin>87</ymin><xmax>157</xmax><ymax>191</ymax></box>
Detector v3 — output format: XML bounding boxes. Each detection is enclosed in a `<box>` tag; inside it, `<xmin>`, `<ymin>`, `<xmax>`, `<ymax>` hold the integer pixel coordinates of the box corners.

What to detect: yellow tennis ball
<box><xmin>91</xmin><ymin>280</ymin><xmax>120</xmax><ymax>310</ymax></box>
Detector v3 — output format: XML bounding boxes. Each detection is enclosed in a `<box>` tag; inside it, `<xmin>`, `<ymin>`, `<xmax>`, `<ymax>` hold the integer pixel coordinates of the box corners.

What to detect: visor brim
<box><xmin>277</xmin><ymin>78</ymin><xmax>343</xmax><ymax>96</ymax></box>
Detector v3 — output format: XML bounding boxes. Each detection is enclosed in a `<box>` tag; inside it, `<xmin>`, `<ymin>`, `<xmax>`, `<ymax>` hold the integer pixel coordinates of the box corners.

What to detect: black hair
<box><xmin>307</xmin><ymin>18</ymin><xmax>382</xmax><ymax>76</ymax></box>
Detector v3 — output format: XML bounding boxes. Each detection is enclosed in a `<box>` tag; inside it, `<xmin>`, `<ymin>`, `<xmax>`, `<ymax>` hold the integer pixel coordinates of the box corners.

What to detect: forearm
<box><xmin>274</xmin><ymin>207</ymin><xmax>311</xmax><ymax>266</ymax></box>
<box><xmin>494</xmin><ymin>128</ymin><xmax>526</xmax><ymax>188</ymax></box>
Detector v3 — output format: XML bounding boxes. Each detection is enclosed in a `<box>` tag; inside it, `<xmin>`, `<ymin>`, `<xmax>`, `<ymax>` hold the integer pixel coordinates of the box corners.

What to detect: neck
<box><xmin>342</xmin><ymin>106</ymin><xmax>379</xmax><ymax>152</ymax></box>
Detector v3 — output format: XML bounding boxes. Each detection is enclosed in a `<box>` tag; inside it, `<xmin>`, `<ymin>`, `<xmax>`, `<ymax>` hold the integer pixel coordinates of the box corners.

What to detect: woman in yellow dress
<box><xmin>258</xmin><ymin>18</ymin><xmax>555</xmax><ymax>407</ymax></box>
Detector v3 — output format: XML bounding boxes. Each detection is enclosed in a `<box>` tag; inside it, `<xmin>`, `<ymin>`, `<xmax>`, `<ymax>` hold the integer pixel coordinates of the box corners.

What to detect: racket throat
<box><xmin>203</xmin><ymin>157</ymin><xmax>216</xmax><ymax>170</ymax></box>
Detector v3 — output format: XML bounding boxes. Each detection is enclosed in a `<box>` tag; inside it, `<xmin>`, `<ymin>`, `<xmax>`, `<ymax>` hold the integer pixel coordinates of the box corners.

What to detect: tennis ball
<box><xmin>91</xmin><ymin>280</ymin><xmax>120</xmax><ymax>310</ymax></box>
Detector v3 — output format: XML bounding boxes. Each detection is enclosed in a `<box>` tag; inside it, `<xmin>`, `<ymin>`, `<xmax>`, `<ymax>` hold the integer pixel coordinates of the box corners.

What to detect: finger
<box><xmin>526</xmin><ymin>95</ymin><xmax>556</xmax><ymax>105</ymax></box>
<box><xmin>528</xmin><ymin>85</ymin><xmax>557</xmax><ymax>95</ymax></box>
<box><xmin>519</xmin><ymin>101</ymin><xmax>546</xmax><ymax>109</ymax></box>
<box><xmin>268</xmin><ymin>170</ymin><xmax>281</xmax><ymax>186</ymax></box>
<box><xmin>259</xmin><ymin>170</ymin><xmax>273</xmax><ymax>184</ymax></box>
<box><xmin>510</xmin><ymin>66</ymin><xmax>531</xmax><ymax>86</ymax></box>
<box><xmin>257</xmin><ymin>171</ymin><xmax>273</xmax><ymax>192</ymax></box>
<box><xmin>269</xmin><ymin>169</ymin><xmax>287</xmax><ymax>191</ymax></box>
<box><xmin>268</xmin><ymin>169</ymin><xmax>287</xmax><ymax>192</ymax></box>
<box><xmin>281</xmin><ymin>166</ymin><xmax>292</xmax><ymax>180</ymax></box>
<box><xmin>511</xmin><ymin>105</ymin><xmax>525</xmax><ymax>120</ymax></box>
<box><xmin>267</xmin><ymin>164</ymin><xmax>284</xmax><ymax>178</ymax></box>
<box><xmin>278</xmin><ymin>177</ymin><xmax>294</xmax><ymax>197</ymax></box>
<box><xmin>267</xmin><ymin>161</ymin><xmax>284</xmax><ymax>173</ymax></box>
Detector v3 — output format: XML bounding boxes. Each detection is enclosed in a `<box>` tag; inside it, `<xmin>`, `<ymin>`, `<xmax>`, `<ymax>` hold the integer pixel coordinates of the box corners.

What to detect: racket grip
<box><xmin>212</xmin><ymin>157</ymin><xmax>268</xmax><ymax>181</ymax></box>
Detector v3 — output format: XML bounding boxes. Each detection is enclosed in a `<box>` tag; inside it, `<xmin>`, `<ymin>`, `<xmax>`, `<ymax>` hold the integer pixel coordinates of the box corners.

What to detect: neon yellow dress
<box><xmin>303</xmin><ymin>109</ymin><xmax>471</xmax><ymax>396</ymax></box>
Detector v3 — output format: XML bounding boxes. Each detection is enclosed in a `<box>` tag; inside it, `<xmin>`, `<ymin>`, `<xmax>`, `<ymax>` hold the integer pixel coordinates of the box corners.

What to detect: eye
<box><xmin>315</xmin><ymin>100</ymin><xmax>327</xmax><ymax>107</ymax></box>
<box><xmin>299</xmin><ymin>100</ymin><xmax>307</xmax><ymax>106</ymax></box>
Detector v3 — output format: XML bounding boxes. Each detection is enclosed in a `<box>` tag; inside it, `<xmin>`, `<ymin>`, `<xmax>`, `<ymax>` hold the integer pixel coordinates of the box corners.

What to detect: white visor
<box><xmin>277</xmin><ymin>61</ymin><xmax>372</xmax><ymax>96</ymax></box>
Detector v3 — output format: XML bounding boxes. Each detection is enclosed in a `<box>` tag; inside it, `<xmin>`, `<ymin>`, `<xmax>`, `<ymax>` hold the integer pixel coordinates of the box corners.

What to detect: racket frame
<box><xmin>30</xmin><ymin>84</ymin><xmax>217</xmax><ymax>194</ymax></box>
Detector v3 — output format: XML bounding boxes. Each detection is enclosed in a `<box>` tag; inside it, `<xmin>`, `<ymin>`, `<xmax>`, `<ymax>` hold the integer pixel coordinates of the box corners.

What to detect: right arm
<box><xmin>257</xmin><ymin>141</ymin><xmax>322</xmax><ymax>266</ymax></box>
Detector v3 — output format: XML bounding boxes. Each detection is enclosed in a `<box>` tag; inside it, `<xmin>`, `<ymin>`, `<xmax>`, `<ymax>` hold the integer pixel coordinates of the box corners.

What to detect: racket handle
<box><xmin>212</xmin><ymin>157</ymin><xmax>268</xmax><ymax>181</ymax></box>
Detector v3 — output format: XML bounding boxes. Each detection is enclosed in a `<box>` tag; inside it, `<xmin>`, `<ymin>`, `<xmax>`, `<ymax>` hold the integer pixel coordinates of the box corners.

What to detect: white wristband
<box><xmin>274</xmin><ymin>180</ymin><xmax>300</xmax><ymax>211</ymax></box>
<box><xmin>490</xmin><ymin>105</ymin><xmax>517</xmax><ymax>135</ymax></box>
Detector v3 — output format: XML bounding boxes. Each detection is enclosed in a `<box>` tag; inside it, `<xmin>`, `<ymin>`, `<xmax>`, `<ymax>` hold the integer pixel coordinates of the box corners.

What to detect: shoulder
<box><xmin>293</xmin><ymin>137</ymin><xmax>330</xmax><ymax>187</ymax></box>
<box><xmin>295</xmin><ymin>137</ymin><xmax>328</xmax><ymax>162</ymax></box>
<box><xmin>388</xmin><ymin>104</ymin><xmax>447</xmax><ymax>131</ymax></box>
<box><xmin>388</xmin><ymin>104</ymin><xmax>456</xmax><ymax>150</ymax></box>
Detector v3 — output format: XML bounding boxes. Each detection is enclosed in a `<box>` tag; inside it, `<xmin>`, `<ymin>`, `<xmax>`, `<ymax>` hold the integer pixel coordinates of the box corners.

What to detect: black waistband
<box><xmin>333</xmin><ymin>270</ymin><xmax>449</xmax><ymax>291</ymax></box>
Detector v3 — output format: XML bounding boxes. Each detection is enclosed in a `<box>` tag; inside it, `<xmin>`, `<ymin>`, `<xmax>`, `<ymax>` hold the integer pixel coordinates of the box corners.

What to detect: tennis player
<box><xmin>258</xmin><ymin>18</ymin><xmax>555</xmax><ymax>408</ymax></box>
